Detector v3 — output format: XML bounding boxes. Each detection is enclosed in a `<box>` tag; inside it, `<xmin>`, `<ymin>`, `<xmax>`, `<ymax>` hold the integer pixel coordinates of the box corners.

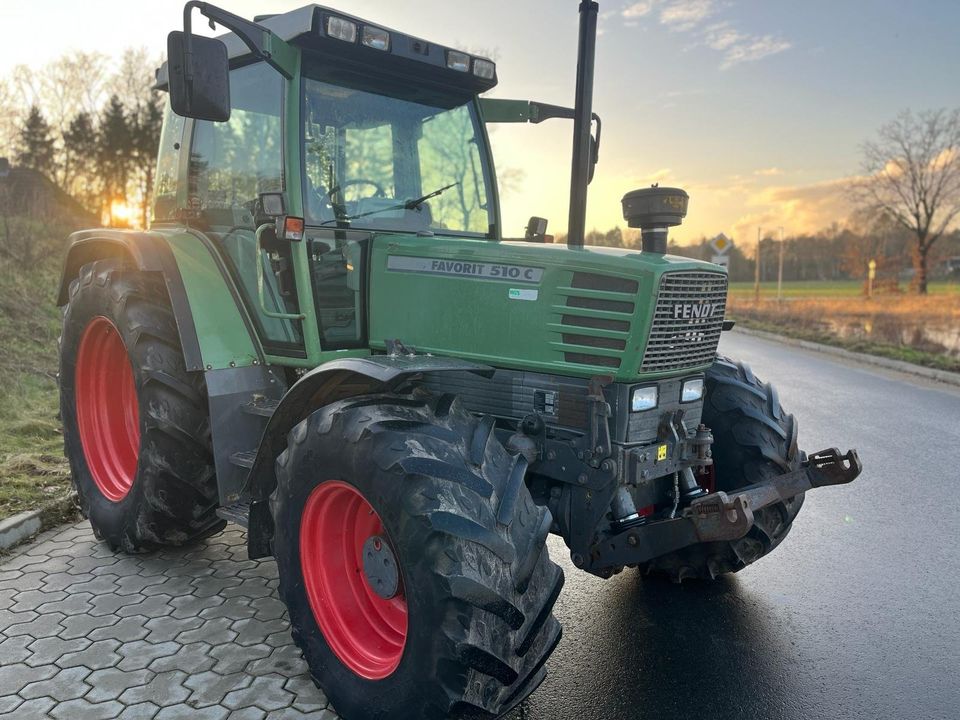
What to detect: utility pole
<box><xmin>754</xmin><ymin>227</ymin><xmax>761</xmax><ymax>302</ymax></box>
<box><xmin>777</xmin><ymin>226</ymin><xmax>784</xmax><ymax>302</ymax></box>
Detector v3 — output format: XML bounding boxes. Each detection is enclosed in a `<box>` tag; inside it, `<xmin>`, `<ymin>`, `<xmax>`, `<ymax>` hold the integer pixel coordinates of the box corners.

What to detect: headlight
<box><xmin>446</xmin><ymin>50</ymin><xmax>471</xmax><ymax>72</ymax></box>
<box><xmin>326</xmin><ymin>16</ymin><xmax>357</xmax><ymax>43</ymax></box>
<box><xmin>361</xmin><ymin>26</ymin><xmax>390</xmax><ymax>51</ymax></box>
<box><xmin>681</xmin><ymin>378</ymin><xmax>704</xmax><ymax>403</ymax></box>
<box><xmin>473</xmin><ymin>58</ymin><xmax>496</xmax><ymax>79</ymax></box>
<box><xmin>631</xmin><ymin>385</ymin><xmax>658</xmax><ymax>412</ymax></box>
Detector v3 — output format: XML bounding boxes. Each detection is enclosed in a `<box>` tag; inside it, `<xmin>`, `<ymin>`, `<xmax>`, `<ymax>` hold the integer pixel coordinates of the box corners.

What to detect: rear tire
<box><xmin>271</xmin><ymin>390</ymin><xmax>564</xmax><ymax>720</ymax></box>
<box><xmin>641</xmin><ymin>356</ymin><xmax>805</xmax><ymax>582</ymax></box>
<box><xmin>59</xmin><ymin>259</ymin><xmax>223</xmax><ymax>552</ymax></box>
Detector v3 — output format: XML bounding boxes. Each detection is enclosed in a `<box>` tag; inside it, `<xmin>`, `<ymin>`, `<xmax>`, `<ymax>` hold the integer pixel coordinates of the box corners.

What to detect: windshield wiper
<box><xmin>319</xmin><ymin>182</ymin><xmax>459</xmax><ymax>226</ymax></box>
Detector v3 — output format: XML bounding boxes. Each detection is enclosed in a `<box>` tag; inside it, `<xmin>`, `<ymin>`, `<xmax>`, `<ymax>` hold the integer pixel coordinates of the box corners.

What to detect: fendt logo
<box><xmin>673</xmin><ymin>302</ymin><xmax>717</xmax><ymax>320</ymax></box>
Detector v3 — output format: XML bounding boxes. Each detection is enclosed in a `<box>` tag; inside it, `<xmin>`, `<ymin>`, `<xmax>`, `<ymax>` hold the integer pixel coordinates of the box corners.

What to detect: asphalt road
<box><xmin>506</xmin><ymin>331</ymin><xmax>960</xmax><ymax>720</ymax></box>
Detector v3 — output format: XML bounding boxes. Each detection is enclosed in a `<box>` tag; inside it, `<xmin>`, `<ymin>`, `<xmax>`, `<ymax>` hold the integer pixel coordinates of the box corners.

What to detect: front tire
<box><xmin>642</xmin><ymin>356</ymin><xmax>805</xmax><ymax>581</ymax></box>
<box><xmin>60</xmin><ymin>259</ymin><xmax>223</xmax><ymax>552</ymax></box>
<box><xmin>271</xmin><ymin>391</ymin><xmax>564</xmax><ymax>720</ymax></box>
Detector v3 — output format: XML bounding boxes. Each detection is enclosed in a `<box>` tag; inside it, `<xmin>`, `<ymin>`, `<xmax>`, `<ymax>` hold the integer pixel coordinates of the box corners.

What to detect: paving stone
<box><xmin>143</xmin><ymin>613</ymin><xmax>205</xmax><ymax>642</ymax></box>
<box><xmin>198</xmin><ymin>594</ymin><xmax>258</xmax><ymax>621</ymax></box>
<box><xmin>183</xmin><ymin>668</ymin><xmax>254</xmax><ymax>707</ymax></box>
<box><xmin>0</xmin><ymin>694</ymin><xmax>23</xmax><ymax>715</ymax></box>
<box><xmin>284</xmin><ymin>674</ymin><xmax>329</xmax><ymax>712</ymax></box>
<box><xmin>5</xmin><ymin>610</ymin><xmax>66</xmax><ymax>638</ymax></box>
<box><xmin>34</xmin><ymin>590</ymin><xmax>94</xmax><ymax>615</ymax></box>
<box><xmin>114</xmin><ymin>701</ymin><xmax>161</xmax><ymax>720</ymax></box>
<box><xmin>0</xmin><ymin>662</ymin><xmax>58</xmax><ymax>695</ymax></box>
<box><xmin>245</xmin><ymin>644</ymin><xmax>309</xmax><ymax>677</ymax></box>
<box><xmin>0</xmin><ymin>523</ymin><xmax>347</xmax><ymax>719</ymax></box>
<box><xmin>84</xmin><ymin>667</ymin><xmax>154</xmax><ymax>703</ymax></box>
<box><xmin>250</xmin><ymin>596</ymin><xmax>288</xmax><ymax>621</ymax></box>
<box><xmin>154</xmin><ymin>704</ymin><xmax>228</xmax><ymax>720</ymax></box>
<box><xmin>10</xmin><ymin>587</ymin><xmax>67</xmax><ymax>612</ymax></box>
<box><xmin>209</xmin><ymin>640</ymin><xmax>274</xmax><ymax>674</ymax></box>
<box><xmin>20</xmin><ymin>665</ymin><xmax>92</xmax><ymax>702</ymax></box>
<box><xmin>176</xmin><ymin>616</ymin><xmax>237</xmax><ymax>645</ymax></box>
<box><xmin>48</xmin><ymin>697</ymin><xmax>125</xmax><ymax>720</ymax></box>
<box><xmin>265</xmin><ymin>708</ymin><xmax>338</xmax><ymax>720</ymax></box>
<box><xmin>114</xmin><ymin>573</ymin><xmax>169</xmax><ymax>596</ymax></box>
<box><xmin>89</xmin><ymin>615</ymin><xmax>151</xmax><ymax>643</ymax></box>
<box><xmin>89</xmin><ymin>592</ymin><xmax>133</xmax><ymax>617</ymax></box>
<box><xmin>147</xmin><ymin>640</ymin><xmax>215</xmax><ymax>673</ymax></box>
<box><xmin>26</xmin><ymin>635</ymin><xmax>92</xmax><ymax>667</ymax></box>
<box><xmin>57</xmin><ymin>638</ymin><xmax>122</xmax><ymax>670</ymax></box>
<box><xmin>7</xmin><ymin>696</ymin><xmax>56</xmax><ymax>720</ymax></box>
<box><xmin>118</xmin><ymin>669</ymin><xmax>190</xmax><ymax>706</ymax></box>
<box><xmin>116</xmin><ymin>640</ymin><xmax>180</xmax><ymax>672</ymax></box>
<box><xmin>67</xmin><ymin>575</ymin><xmax>121</xmax><ymax>596</ymax></box>
<box><xmin>58</xmin><ymin>611</ymin><xmax>121</xmax><ymax>640</ymax></box>
<box><xmin>0</xmin><ymin>633</ymin><xmax>33</xmax><ymax>664</ymax></box>
<box><xmin>231</xmin><ymin>617</ymin><xmax>291</xmax><ymax>646</ymax></box>
<box><xmin>170</xmin><ymin>592</ymin><xmax>223</xmax><ymax>619</ymax></box>
<box><xmin>116</xmin><ymin>593</ymin><xmax>175</xmax><ymax>619</ymax></box>
<box><xmin>223</xmin><ymin>674</ymin><xmax>295</xmax><ymax>712</ymax></box>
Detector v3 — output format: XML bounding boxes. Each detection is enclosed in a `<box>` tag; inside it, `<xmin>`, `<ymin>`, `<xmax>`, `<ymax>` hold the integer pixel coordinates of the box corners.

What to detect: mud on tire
<box><xmin>60</xmin><ymin>259</ymin><xmax>223</xmax><ymax>552</ymax></box>
<box><xmin>642</xmin><ymin>356</ymin><xmax>805</xmax><ymax>582</ymax></box>
<box><xmin>270</xmin><ymin>390</ymin><xmax>564</xmax><ymax>720</ymax></box>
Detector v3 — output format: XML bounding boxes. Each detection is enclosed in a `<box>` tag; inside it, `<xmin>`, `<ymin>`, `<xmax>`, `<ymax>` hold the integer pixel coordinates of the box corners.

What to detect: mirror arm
<box><xmin>183</xmin><ymin>1</ymin><xmax>293</xmax><ymax>79</ymax></box>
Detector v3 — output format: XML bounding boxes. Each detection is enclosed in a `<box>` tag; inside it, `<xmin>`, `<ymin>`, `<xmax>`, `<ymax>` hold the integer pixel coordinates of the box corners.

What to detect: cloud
<box><xmin>753</xmin><ymin>167</ymin><xmax>784</xmax><ymax>177</ymax></box>
<box><xmin>622</xmin><ymin>3</ymin><xmax>792</xmax><ymax>69</ymax></box>
<box><xmin>622</xmin><ymin>1</ymin><xmax>656</xmax><ymax>18</ymax></box>
<box><xmin>732</xmin><ymin>177</ymin><xmax>857</xmax><ymax>240</ymax></box>
<box><xmin>720</xmin><ymin>35</ymin><xmax>792</xmax><ymax>68</ymax></box>
<box><xmin>659</xmin><ymin>0</ymin><xmax>717</xmax><ymax>31</ymax></box>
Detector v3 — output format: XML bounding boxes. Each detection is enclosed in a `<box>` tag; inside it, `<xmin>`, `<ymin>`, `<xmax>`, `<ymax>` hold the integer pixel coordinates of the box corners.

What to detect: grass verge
<box><xmin>0</xmin><ymin>261</ymin><xmax>76</xmax><ymax>522</ymax></box>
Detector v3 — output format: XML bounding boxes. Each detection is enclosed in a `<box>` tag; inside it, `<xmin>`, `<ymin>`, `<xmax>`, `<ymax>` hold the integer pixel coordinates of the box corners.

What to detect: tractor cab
<box><xmin>154</xmin><ymin>5</ymin><xmax>503</xmax><ymax>358</ymax></box>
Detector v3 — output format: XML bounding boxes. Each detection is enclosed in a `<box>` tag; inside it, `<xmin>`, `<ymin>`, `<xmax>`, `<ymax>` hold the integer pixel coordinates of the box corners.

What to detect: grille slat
<box><xmin>640</xmin><ymin>271</ymin><xmax>727</xmax><ymax>372</ymax></box>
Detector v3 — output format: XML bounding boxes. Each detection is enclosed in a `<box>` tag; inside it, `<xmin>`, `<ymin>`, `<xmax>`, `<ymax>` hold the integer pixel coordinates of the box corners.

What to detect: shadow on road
<box><xmin>509</xmin><ymin>570</ymin><xmax>815</xmax><ymax>720</ymax></box>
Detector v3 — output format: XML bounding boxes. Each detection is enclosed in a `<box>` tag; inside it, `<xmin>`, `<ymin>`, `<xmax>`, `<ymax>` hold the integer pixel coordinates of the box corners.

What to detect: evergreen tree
<box><xmin>15</xmin><ymin>105</ymin><xmax>55</xmax><ymax>177</ymax></box>
<box><xmin>63</xmin><ymin>111</ymin><xmax>99</xmax><ymax>212</ymax></box>
<box><xmin>98</xmin><ymin>95</ymin><xmax>133</xmax><ymax>222</ymax></box>
<box><xmin>130</xmin><ymin>97</ymin><xmax>164</xmax><ymax>227</ymax></box>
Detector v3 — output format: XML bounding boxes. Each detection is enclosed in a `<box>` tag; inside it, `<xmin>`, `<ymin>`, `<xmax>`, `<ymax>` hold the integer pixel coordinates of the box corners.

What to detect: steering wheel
<box><xmin>327</xmin><ymin>179</ymin><xmax>386</xmax><ymax>203</ymax></box>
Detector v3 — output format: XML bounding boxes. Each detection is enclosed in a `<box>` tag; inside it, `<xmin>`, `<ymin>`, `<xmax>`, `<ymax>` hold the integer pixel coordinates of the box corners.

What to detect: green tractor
<box><xmin>57</xmin><ymin>2</ymin><xmax>861</xmax><ymax>718</ymax></box>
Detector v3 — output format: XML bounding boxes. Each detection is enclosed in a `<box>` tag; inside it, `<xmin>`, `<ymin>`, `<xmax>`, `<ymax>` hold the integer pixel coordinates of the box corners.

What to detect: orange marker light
<box><xmin>283</xmin><ymin>216</ymin><xmax>305</xmax><ymax>241</ymax></box>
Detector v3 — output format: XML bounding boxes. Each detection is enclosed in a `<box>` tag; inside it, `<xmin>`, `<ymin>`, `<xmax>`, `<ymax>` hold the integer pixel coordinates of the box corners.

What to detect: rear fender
<box><xmin>58</xmin><ymin>228</ymin><xmax>259</xmax><ymax>372</ymax></box>
<box><xmin>245</xmin><ymin>355</ymin><xmax>493</xmax><ymax>558</ymax></box>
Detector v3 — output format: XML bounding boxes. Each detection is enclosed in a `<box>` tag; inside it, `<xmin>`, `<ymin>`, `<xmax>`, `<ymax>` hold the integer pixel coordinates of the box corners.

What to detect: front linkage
<box><xmin>511</xmin><ymin>370</ymin><xmax>863</xmax><ymax>578</ymax></box>
<box><xmin>593</xmin><ymin>447</ymin><xmax>862</xmax><ymax>572</ymax></box>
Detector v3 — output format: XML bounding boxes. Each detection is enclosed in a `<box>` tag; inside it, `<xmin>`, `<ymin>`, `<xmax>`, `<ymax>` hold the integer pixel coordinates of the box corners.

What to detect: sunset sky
<box><xmin>2</xmin><ymin>0</ymin><xmax>958</xmax><ymax>244</ymax></box>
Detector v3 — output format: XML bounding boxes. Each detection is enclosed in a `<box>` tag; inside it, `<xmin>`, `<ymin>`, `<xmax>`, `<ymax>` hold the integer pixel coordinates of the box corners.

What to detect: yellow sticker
<box><xmin>657</xmin><ymin>444</ymin><xmax>668</xmax><ymax>461</ymax></box>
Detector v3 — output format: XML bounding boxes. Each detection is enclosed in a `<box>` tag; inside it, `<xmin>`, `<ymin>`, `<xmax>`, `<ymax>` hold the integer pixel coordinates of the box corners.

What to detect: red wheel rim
<box><xmin>300</xmin><ymin>481</ymin><xmax>408</xmax><ymax>679</ymax></box>
<box><xmin>75</xmin><ymin>316</ymin><xmax>140</xmax><ymax>502</ymax></box>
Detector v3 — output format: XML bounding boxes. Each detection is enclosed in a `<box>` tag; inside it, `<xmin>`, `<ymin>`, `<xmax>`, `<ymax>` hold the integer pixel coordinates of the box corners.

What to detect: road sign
<box><xmin>710</xmin><ymin>233</ymin><xmax>733</xmax><ymax>254</ymax></box>
<box><xmin>711</xmin><ymin>254</ymin><xmax>730</xmax><ymax>268</ymax></box>
<box><xmin>868</xmin><ymin>259</ymin><xmax>876</xmax><ymax>280</ymax></box>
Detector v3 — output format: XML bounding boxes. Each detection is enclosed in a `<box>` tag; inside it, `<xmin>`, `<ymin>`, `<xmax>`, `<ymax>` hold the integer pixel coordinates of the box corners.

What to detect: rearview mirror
<box><xmin>167</xmin><ymin>31</ymin><xmax>231</xmax><ymax>122</ymax></box>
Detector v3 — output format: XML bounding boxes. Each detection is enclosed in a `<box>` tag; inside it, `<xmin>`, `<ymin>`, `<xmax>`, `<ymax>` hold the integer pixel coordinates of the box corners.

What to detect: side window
<box><xmin>151</xmin><ymin>101</ymin><xmax>184</xmax><ymax>224</ymax></box>
<box><xmin>190</xmin><ymin>63</ymin><xmax>303</xmax><ymax>351</ymax></box>
<box><xmin>418</xmin><ymin>106</ymin><xmax>489</xmax><ymax>233</ymax></box>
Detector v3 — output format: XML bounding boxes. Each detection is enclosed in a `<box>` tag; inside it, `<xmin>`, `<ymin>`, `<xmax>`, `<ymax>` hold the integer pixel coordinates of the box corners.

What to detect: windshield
<box><xmin>302</xmin><ymin>75</ymin><xmax>495</xmax><ymax>236</ymax></box>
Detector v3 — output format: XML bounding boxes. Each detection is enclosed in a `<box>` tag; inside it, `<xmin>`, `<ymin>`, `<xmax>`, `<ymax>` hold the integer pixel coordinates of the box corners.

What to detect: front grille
<box><xmin>554</xmin><ymin>272</ymin><xmax>637</xmax><ymax>371</ymax></box>
<box><xmin>640</xmin><ymin>271</ymin><xmax>727</xmax><ymax>372</ymax></box>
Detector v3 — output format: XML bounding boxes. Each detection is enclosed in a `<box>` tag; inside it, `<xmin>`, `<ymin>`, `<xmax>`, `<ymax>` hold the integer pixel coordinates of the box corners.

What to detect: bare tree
<box><xmin>855</xmin><ymin>108</ymin><xmax>960</xmax><ymax>293</ymax></box>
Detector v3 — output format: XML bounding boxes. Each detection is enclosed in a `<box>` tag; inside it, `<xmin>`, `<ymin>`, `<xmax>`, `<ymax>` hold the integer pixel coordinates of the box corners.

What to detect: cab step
<box><xmin>241</xmin><ymin>397</ymin><xmax>280</xmax><ymax>418</ymax></box>
<box><xmin>229</xmin><ymin>450</ymin><xmax>257</xmax><ymax>469</ymax></box>
<box><xmin>216</xmin><ymin>501</ymin><xmax>251</xmax><ymax>528</ymax></box>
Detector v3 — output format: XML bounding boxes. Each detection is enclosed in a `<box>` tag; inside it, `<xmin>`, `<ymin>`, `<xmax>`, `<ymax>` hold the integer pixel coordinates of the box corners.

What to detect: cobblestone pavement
<box><xmin>0</xmin><ymin>521</ymin><xmax>339</xmax><ymax>720</ymax></box>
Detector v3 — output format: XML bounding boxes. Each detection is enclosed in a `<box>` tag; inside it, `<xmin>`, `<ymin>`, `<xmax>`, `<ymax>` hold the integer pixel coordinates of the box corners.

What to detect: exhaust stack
<box><xmin>566</xmin><ymin>0</ymin><xmax>599</xmax><ymax>249</ymax></box>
